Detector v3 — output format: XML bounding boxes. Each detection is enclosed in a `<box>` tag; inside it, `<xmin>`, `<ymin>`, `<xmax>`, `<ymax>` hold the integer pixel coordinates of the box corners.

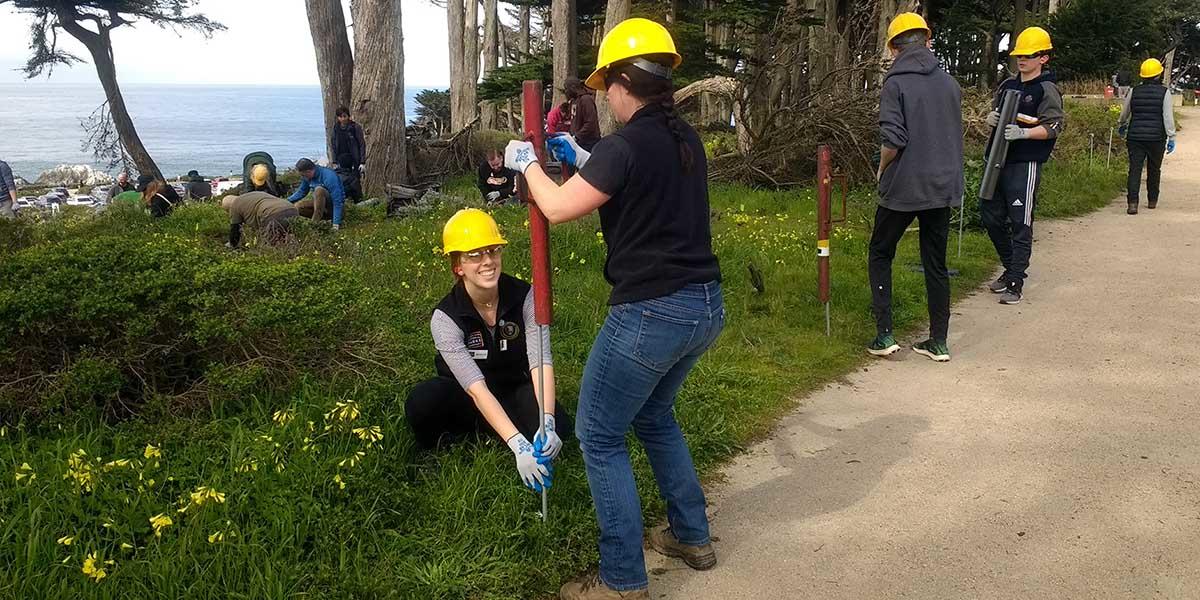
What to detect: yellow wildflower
<box><xmin>81</xmin><ymin>552</ymin><xmax>108</xmax><ymax>582</ymax></box>
<box><xmin>235</xmin><ymin>458</ymin><xmax>259</xmax><ymax>473</ymax></box>
<box><xmin>338</xmin><ymin>451</ymin><xmax>367</xmax><ymax>468</ymax></box>
<box><xmin>103</xmin><ymin>458</ymin><xmax>133</xmax><ymax>471</ymax></box>
<box><xmin>64</xmin><ymin>450</ymin><xmax>98</xmax><ymax>493</ymax></box>
<box><xmin>352</xmin><ymin>425</ymin><xmax>384</xmax><ymax>445</ymax></box>
<box><xmin>149</xmin><ymin>513</ymin><xmax>173</xmax><ymax>538</ymax></box>
<box><xmin>333</xmin><ymin>474</ymin><xmax>346</xmax><ymax>490</ymax></box>
<box><xmin>324</xmin><ymin>400</ymin><xmax>361</xmax><ymax>424</ymax></box>
<box><xmin>57</xmin><ymin>535</ymin><xmax>75</xmax><ymax>546</ymax></box>
<box><xmin>120</xmin><ymin>543</ymin><xmax>133</xmax><ymax>551</ymax></box>
<box><xmin>143</xmin><ymin>445</ymin><xmax>161</xmax><ymax>460</ymax></box>
<box><xmin>14</xmin><ymin>463</ymin><xmax>36</xmax><ymax>484</ymax></box>
<box><xmin>272</xmin><ymin>409</ymin><xmax>295</xmax><ymax>426</ymax></box>
<box><xmin>188</xmin><ymin>486</ymin><xmax>226</xmax><ymax>507</ymax></box>
<box><xmin>207</xmin><ymin>531</ymin><xmax>225</xmax><ymax>544</ymax></box>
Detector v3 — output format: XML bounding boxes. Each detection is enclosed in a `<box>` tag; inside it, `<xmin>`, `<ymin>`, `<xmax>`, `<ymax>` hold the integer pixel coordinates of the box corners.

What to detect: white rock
<box><xmin>34</xmin><ymin>164</ymin><xmax>114</xmax><ymax>187</ymax></box>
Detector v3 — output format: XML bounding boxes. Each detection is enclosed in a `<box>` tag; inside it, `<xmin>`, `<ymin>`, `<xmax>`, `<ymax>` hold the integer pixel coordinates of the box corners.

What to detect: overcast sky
<box><xmin>0</xmin><ymin>0</ymin><xmax>451</xmax><ymax>86</ymax></box>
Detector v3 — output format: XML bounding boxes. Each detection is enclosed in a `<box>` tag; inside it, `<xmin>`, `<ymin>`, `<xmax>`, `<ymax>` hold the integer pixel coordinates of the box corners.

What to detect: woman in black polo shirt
<box><xmin>405</xmin><ymin>209</ymin><xmax>572</xmax><ymax>492</ymax></box>
<box><xmin>505</xmin><ymin>18</ymin><xmax>723</xmax><ymax>600</ymax></box>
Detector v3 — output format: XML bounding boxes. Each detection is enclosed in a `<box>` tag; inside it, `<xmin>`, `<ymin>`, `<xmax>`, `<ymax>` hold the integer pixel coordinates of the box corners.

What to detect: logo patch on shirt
<box><xmin>498</xmin><ymin>320</ymin><xmax>520</xmax><ymax>341</ymax></box>
<box><xmin>466</xmin><ymin>331</ymin><xmax>486</xmax><ymax>349</ymax></box>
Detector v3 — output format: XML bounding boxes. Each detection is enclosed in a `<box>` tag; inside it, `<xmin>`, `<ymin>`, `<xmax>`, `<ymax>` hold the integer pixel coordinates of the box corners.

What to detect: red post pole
<box><xmin>521</xmin><ymin>80</ymin><xmax>553</xmax><ymax>326</ymax></box>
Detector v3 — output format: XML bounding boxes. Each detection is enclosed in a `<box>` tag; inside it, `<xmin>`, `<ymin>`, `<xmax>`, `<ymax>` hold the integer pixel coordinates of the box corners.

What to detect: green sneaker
<box><xmin>912</xmin><ymin>339</ymin><xmax>950</xmax><ymax>362</ymax></box>
<box><xmin>868</xmin><ymin>333</ymin><xmax>901</xmax><ymax>356</ymax></box>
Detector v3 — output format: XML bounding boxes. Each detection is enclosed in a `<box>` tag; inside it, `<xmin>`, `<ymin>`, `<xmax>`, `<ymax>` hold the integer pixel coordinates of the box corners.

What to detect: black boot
<box><xmin>1147</xmin><ymin>198</ymin><xmax>1158</xmax><ymax>209</ymax></box>
<box><xmin>1127</xmin><ymin>202</ymin><xmax>1138</xmax><ymax>215</ymax></box>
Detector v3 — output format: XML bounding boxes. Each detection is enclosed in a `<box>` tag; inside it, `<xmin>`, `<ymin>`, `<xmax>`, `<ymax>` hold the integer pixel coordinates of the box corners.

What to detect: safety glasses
<box><xmin>462</xmin><ymin>246</ymin><xmax>505</xmax><ymax>264</ymax></box>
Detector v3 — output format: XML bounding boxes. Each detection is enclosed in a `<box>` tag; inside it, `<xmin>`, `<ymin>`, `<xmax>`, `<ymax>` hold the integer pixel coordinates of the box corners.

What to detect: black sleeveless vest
<box><xmin>1127</xmin><ymin>83</ymin><xmax>1168</xmax><ymax>143</ymax></box>
<box><xmin>433</xmin><ymin>274</ymin><xmax>531</xmax><ymax>390</ymax></box>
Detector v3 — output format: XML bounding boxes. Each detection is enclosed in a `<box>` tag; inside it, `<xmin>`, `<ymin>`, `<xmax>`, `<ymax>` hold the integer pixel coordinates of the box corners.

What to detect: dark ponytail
<box><xmin>606</xmin><ymin>55</ymin><xmax>695</xmax><ymax>173</ymax></box>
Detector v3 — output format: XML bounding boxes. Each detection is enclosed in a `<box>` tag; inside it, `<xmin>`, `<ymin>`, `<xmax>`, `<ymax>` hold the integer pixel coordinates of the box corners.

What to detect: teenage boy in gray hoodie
<box><xmin>868</xmin><ymin>13</ymin><xmax>964</xmax><ymax>363</ymax></box>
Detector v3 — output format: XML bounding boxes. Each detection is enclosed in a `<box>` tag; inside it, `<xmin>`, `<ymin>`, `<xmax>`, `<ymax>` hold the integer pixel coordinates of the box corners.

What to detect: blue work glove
<box><xmin>1167</xmin><ymin>139</ymin><xmax>1176</xmax><ymax>154</ymax></box>
<box><xmin>1003</xmin><ymin>124</ymin><xmax>1031</xmax><ymax>142</ymax></box>
<box><xmin>534</xmin><ymin>413</ymin><xmax>563</xmax><ymax>464</ymax></box>
<box><xmin>1118</xmin><ymin>125</ymin><xmax>1128</xmax><ymax>139</ymax></box>
<box><xmin>507</xmin><ymin>433</ymin><xmax>551</xmax><ymax>492</ymax></box>
<box><xmin>504</xmin><ymin>140</ymin><xmax>538</xmax><ymax>174</ymax></box>
<box><xmin>547</xmin><ymin>134</ymin><xmax>591</xmax><ymax>170</ymax></box>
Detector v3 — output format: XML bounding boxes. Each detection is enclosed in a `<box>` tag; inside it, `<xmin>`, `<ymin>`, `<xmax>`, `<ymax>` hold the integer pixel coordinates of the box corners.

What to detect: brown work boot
<box><xmin>1127</xmin><ymin>202</ymin><xmax>1138</xmax><ymax>215</ymax></box>
<box><xmin>647</xmin><ymin>525</ymin><xmax>717</xmax><ymax>570</ymax></box>
<box><xmin>559</xmin><ymin>572</ymin><xmax>649</xmax><ymax>600</ymax></box>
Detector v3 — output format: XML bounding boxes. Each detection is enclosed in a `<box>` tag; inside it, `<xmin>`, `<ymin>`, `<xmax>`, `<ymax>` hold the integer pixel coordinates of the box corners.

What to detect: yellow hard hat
<box><xmin>585</xmin><ymin>18</ymin><xmax>681</xmax><ymax>91</ymax></box>
<box><xmin>886</xmin><ymin>13</ymin><xmax>931</xmax><ymax>47</ymax></box>
<box><xmin>250</xmin><ymin>163</ymin><xmax>270</xmax><ymax>187</ymax></box>
<box><xmin>1140</xmin><ymin>58</ymin><xmax>1165</xmax><ymax>78</ymax></box>
<box><xmin>442</xmin><ymin>208</ymin><xmax>507</xmax><ymax>255</ymax></box>
<box><xmin>1011</xmin><ymin>27</ymin><xmax>1052</xmax><ymax>57</ymax></box>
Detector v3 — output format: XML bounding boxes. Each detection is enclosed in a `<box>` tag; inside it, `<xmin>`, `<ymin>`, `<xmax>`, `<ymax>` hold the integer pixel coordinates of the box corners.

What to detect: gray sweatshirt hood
<box><xmin>886</xmin><ymin>46</ymin><xmax>939</xmax><ymax>79</ymax></box>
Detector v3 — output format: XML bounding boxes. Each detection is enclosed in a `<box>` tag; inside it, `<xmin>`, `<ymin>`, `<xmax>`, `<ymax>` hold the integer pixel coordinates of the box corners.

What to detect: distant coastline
<box><xmin>0</xmin><ymin>83</ymin><xmax>442</xmax><ymax>181</ymax></box>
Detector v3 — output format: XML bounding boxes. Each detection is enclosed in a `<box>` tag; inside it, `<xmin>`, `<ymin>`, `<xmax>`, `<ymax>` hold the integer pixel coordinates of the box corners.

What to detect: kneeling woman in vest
<box><xmin>504</xmin><ymin>18</ymin><xmax>724</xmax><ymax>598</ymax></box>
<box><xmin>405</xmin><ymin>208</ymin><xmax>573</xmax><ymax>491</ymax></box>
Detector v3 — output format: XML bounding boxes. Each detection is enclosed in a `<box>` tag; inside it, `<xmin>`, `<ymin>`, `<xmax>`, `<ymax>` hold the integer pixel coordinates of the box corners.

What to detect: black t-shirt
<box><xmin>578</xmin><ymin>104</ymin><xmax>720</xmax><ymax>305</ymax></box>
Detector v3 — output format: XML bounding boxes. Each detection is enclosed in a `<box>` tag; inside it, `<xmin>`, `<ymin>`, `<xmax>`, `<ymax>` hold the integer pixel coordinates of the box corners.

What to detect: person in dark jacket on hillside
<box><xmin>1118</xmin><ymin>58</ymin><xmax>1177</xmax><ymax>215</ymax></box>
<box><xmin>185</xmin><ymin>170</ymin><xmax>212</xmax><ymax>201</ymax></box>
<box><xmin>106</xmin><ymin>171</ymin><xmax>135</xmax><ymax>201</ymax></box>
<box><xmin>565</xmin><ymin>77</ymin><xmax>601</xmax><ymax>151</ymax></box>
<box><xmin>868</xmin><ymin>13</ymin><xmax>964</xmax><ymax>363</ymax></box>
<box><xmin>142</xmin><ymin>179</ymin><xmax>180</xmax><ymax>218</ymax></box>
<box><xmin>982</xmin><ymin>26</ymin><xmax>1065</xmax><ymax>306</ymax></box>
<box><xmin>0</xmin><ymin>159</ymin><xmax>16</xmax><ymax>219</ymax></box>
<box><xmin>477</xmin><ymin>150</ymin><xmax>518</xmax><ymax>203</ymax></box>
<box><xmin>331</xmin><ymin>107</ymin><xmax>367</xmax><ymax>174</ymax></box>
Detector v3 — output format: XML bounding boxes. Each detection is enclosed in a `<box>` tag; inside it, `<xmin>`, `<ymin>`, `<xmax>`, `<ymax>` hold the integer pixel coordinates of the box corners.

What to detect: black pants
<box><xmin>1126</xmin><ymin>139</ymin><xmax>1166</xmax><ymax>204</ymax></box>
<box><xmin>405</xmin><ymin>376</ymin><xmax>574</xmax><ymax>449</ymax></box>
<box><xmin>868</xmin><ymin>205</ymin><xmax>951</xmax><ymax>342</ymax></box>
<box><xmin>981</xmin><ymin>161</ymin><xmax>1042</xmax><ymax>290</ymax></box>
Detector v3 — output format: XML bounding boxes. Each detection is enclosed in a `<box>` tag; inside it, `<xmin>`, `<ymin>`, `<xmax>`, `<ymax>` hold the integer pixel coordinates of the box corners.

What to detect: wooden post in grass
<box><xmin>816</xmin><ymin>145</ymin><xmax>847</xmax><ymax>336</ymax></box>
<box><xmin>519</xmin><ymin>80</ymin><xmax>553</xmax><ymax>521</ymax></box>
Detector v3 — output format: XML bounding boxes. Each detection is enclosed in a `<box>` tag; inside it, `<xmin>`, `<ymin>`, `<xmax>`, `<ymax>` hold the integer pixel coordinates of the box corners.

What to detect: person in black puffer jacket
<box><xmin>1118</xmin><ymin>58</ymin><xmax>1177</xmax><ymax>214</ymax></box>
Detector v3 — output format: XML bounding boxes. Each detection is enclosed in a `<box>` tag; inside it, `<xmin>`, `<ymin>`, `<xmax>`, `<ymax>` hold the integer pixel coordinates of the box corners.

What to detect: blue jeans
<box><xmin>576</xmin><ymin>281</ymin><xmax>725</xmax><ymax>591</ymax></box>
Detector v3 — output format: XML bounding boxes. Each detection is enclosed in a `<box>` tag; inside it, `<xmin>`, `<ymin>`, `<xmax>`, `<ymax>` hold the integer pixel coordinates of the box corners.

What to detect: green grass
<box><xmin>0</xmin><ymin>105</ymin><xmax>1127</xmax><ymax>598</ymax></box>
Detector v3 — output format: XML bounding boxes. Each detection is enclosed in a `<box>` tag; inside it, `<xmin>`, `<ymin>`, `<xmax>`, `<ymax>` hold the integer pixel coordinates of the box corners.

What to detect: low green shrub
<box><xmin>0</xmin><ymin>234</ymin><xmax>371</xmax><ymax>424</ymax></box>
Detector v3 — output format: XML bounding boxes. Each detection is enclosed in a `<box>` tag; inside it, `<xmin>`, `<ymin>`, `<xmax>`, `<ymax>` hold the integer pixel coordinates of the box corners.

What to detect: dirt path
<box><xmin>649</xmin><ymin>109</ymin><xmax>1200</xmax><ymax>599</ymax></box>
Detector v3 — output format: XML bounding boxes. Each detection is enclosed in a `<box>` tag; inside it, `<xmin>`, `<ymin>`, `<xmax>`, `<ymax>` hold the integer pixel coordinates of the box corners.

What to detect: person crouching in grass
<box><xmin>222</xmin><ymin>192</ymin><xmax>300</xmax><ymax>248</ymax></box>
<box><xmin>404</xmin><ymin>208</ymin><xmax>573</xmax><ymax>492</ymax></box>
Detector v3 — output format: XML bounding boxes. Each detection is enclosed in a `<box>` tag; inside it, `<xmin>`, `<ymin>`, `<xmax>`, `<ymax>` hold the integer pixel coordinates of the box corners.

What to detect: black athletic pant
<box><xmin>868</xmin><ymin>205</ymin><xmax>951</xmax><ymax>342</ymax></box>
<box><xmin>405</xmin><ymin>376</ymin><xmax>574</xmax><ymax>449</ymax></box>
<box><xmin>1126</xmin><ymin>139</ymin><xmax>1166</xmax><ymax>204</ymax></box>
<box><xmin>981</xmin><ymin>161</ymin><xmax>1042</xmax><ymax>290</ymax></box>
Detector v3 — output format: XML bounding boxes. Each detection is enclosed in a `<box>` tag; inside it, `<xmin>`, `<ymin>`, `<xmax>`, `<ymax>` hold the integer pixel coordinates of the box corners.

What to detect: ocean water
<box><xmin>0</xmin><ymin>84</ymin><xmax>433</xmax><ymax>181</ymax></box>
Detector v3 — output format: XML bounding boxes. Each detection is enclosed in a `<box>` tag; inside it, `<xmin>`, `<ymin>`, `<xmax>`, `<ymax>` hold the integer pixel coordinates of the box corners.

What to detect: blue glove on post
<box><xmin>1118</xmin><ymin>125</ymin><xmax>1128</xmax><ymax>139</ymax></box>
<box><xmin>1168</xmin><ymin>139</ymin><xmax>1176</xmax><ymax>154</ymax></box>
<box><xmin>504</xmin><ymin>140</ymin><xmax>538</xmax><ymax>174</ymax></box>
<box><xmin>507</xmin><ymin>433</ymin><xmax>551</xmax><ymax>492</ymax></box>
<box><xmin>534</xmin><ymin>413</ymin><xmax>563</xmax><ymax>464</ymax></box>
<box><xmin>547</xmin><ymin>134</ymin><xmax>591</xmax><ymax>170</ymax></box>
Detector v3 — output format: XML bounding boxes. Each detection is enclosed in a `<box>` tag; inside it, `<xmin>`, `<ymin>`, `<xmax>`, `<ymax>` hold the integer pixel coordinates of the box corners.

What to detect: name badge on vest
<box><xmin>498</xmin><ymin>320</ymin><xmax>520</xmax><ymax>352</ymax></box>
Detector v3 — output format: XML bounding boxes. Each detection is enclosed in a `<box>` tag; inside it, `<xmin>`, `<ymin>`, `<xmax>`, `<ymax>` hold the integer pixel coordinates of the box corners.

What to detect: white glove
<box><xmin>986</xmin><ymin>110</ymin><xmax>1001</xmax><ymax>128</ymax></box>
<box><xmin>546</xmin><ymin>133</ymin><xmax>591</xmax><ymax>170</ymax></box>
<box><xmin>507</xmin><ymin>433</ymin><xmax>551</xmax><ymax>492</ymax></box>
<box><xmin>358</xmin><ymin>164</ymin><xmax>365</xmax><ymax>175</ymax></box>
<box><xmin>332</xmin><ymin>223</ymin><xmax>341</xmax><ymax>231</ymax></box>
<box><xmin>1003</xmin><ymin>124</ymin><xmax>1031</xmax><ymax>141</ymax></box>
<box><xmin>535</xmin><ymin>413</ymin><xmax>563</xmax><ymax>461</ymax></box>
<box><xmin>486</xmin><ymin>191</ymin><xmax>501</xmax><ymax>202</ymax></box>
<box><xmin>504</xmin><ymin>140</ymin><xmax>538</xmax><ymax>174</ymax></box>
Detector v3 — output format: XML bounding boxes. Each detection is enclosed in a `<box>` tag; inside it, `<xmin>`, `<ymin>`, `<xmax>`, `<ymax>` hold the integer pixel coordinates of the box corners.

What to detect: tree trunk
<box><xmin>807</xmin><ymin>0</ymin><xmax>829</xmax><ymax>91</ymax></box>
<box><xmin>57</xmin><ymin>16</ymin><xmax>162</xmax><ymax>179</ymax></box>
<box><xmin>1163</xmin><ymin>47</ymin><xmax>1176</xmax><ymax>90</ymax></box>
<box><xmin>520</xmin><ymin>5</ymin><xmax>531</xmax><ymax>55</ymax></box>
<box><xmin>448</xmin><ymin>0</ymin><xmax>468</xmax><ymax>131</ymax></box>
<box><xmin>305</xmin><ymin>0</ymin><xmax>354</xmax><ymax>163</ymax></box>
<box><xmin>981</xmin><ymin>27</ymin><xmax>997</xmax><ymax>90</ymax></box>
<box><xmin>464</xmin><ymin>0</ymin><xmax>480</xmax><ymax>124</ymax></box>
<box><xmin>481</xmin><ymin>0</ymin><xmax>499</xmax><ymax>129</ymax></box>
<box><xmin>1048</xmin><ymin>0</ymin><xmax>1060</xmax><ymax>14</ymax></box>
<box><xmin>552</xmin><ymin>0</ymin><xmax>577</xmax><ymax>107</ymax></box>
<box><xmin>596</xmin><ymin>0</ymin><xmax>630</xmax><ymax>135</ymax></box>
<box><xmin>351</xmin><ymin>0</ymin><xmax>407</xmax><ymax>193</ymax></box>
<box><xmin>1011</xmin><ymin>0</ymin><xmax>1026</xmax><ymax>72</ymax></box>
